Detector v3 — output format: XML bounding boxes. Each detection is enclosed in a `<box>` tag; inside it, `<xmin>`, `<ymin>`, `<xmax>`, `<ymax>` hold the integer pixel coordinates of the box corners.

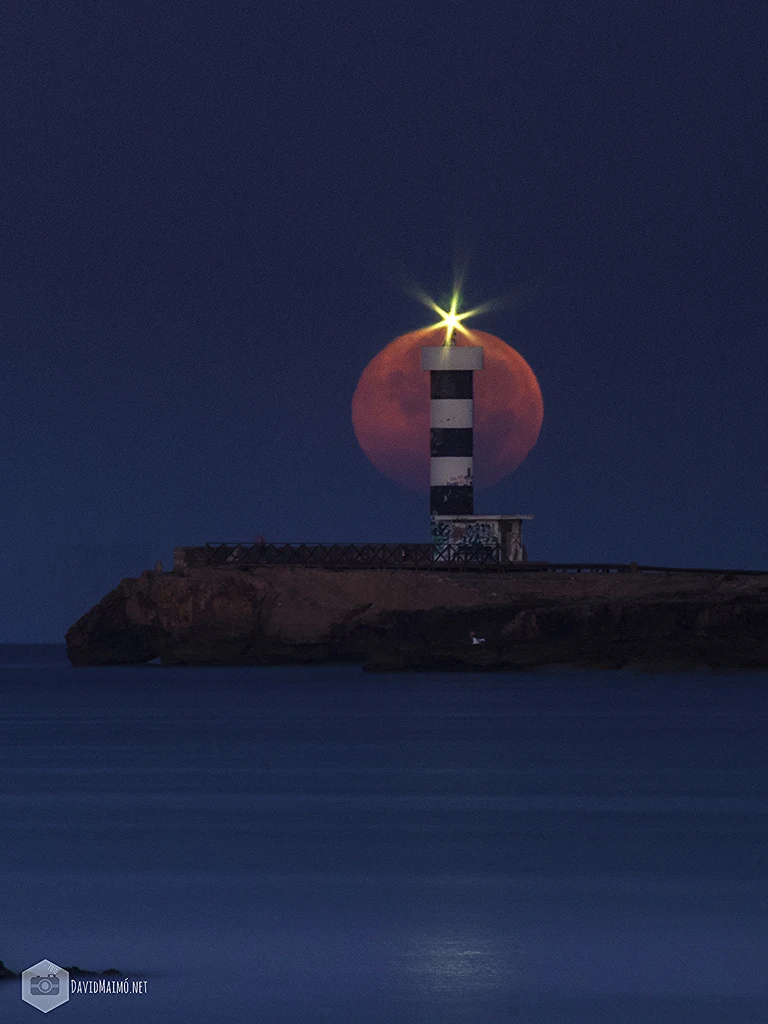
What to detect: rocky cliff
<box><xmin>66</xmin><ymin>566</ymin><xmax>768</xmax><ymax>670</ymax></box>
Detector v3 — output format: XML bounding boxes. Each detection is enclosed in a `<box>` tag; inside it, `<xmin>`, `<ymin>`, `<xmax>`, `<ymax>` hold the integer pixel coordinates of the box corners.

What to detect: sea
<box><xmin>0</xmin><ymin>645</ymin><xmax>766</xmax><ymax>1023</ymax></box>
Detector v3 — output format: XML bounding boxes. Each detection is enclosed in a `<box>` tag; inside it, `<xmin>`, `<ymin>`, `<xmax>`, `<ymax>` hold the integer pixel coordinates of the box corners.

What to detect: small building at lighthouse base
<box><xmin>431</xmin><ymin>514</ymin><xmax>533</xmax><ymax>563</ymax></box>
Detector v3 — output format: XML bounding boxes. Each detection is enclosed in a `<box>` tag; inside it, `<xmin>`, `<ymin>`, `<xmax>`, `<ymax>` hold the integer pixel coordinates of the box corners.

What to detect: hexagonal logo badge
<box><xmin>21</xmin><ymin>960</ymin><xmax>69</xmax><ymax>1013</ymax></box>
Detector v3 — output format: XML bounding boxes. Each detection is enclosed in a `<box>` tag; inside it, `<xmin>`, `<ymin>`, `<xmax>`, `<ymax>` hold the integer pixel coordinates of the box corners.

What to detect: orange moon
<box><xmin>352</xmin><ymin>327</ymin><xmax>543</xmax><ymax>492</ymax></box>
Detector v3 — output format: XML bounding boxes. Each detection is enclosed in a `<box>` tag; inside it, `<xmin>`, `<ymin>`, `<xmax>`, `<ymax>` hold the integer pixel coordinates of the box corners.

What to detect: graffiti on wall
<box><xmin>431</xmin><ymin>517</ymin><xmax>452</xmax><ymax>549</ymax></box>
<box><xmin>431</xmin><ymin>517</ymin><xmax>500</xmax><ymax>553</ymax></box>
<box><xmin>430</xmin><ymin>517</ymin><xmax>527</xmax><ymax>562</ymax></box>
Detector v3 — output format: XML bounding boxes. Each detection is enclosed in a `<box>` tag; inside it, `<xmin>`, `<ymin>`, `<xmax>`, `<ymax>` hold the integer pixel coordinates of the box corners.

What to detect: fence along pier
<box><xmin>170</xmin><ymin>543</ymin><xmax>766</xmax><ymax>577</ymax></box>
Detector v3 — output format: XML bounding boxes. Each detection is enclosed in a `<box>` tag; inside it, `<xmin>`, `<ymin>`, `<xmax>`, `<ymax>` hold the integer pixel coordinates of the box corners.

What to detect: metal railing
<box><xmin>203</xmin><ymin>542</ymin><xmax>509</xmax><ymax>569</ymax></box>
<box><xmin>200</xmin><ymin>543</ymin><xmax>767</xmax><ymax>575</ymax></box>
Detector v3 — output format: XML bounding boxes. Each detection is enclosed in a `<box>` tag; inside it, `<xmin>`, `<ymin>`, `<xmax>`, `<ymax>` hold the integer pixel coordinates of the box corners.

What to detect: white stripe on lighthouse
<box><xmin>429</xmin><ymin>398</ymin><xmax>473</xmax><ymax>429</ymax></box>
<box><xmin>421</xmin><ymin>346</ymin><xmax>483</xmax><ymax>371</ymax></box>
<box><xmin>430</xmin><ymin>457</ymin><xmax>473</xmax><ymax>488</ymax></box>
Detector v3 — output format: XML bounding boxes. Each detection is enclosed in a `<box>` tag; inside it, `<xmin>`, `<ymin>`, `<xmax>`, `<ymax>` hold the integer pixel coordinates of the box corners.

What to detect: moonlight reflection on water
<box><xmin>402</xmin><ymin>935</ymin><xmax>517</xmax><ymax>993</ymax></box>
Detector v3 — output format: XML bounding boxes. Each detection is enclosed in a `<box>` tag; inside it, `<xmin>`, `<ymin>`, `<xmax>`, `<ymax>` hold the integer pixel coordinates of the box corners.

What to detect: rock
<box><xmin>0</xmin><ymin>960</ymin><xmax>18</xmax><ymax>981</ymax></box>
<box><xmin>0</xmin><ymin>960</ymin><xmax>120</xmax><ymax>981</ymax></box>
<box><xmin>66</xmin><ymin>566</ymin><xmax>768</xmax><ymax>670</ymax></box>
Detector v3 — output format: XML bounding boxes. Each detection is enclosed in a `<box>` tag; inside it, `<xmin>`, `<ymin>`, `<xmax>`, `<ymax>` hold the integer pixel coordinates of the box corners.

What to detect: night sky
<box><xmin>3</xmin><ymin>2</ymin><xmax>764</xmax><ymax>641</ymax></box>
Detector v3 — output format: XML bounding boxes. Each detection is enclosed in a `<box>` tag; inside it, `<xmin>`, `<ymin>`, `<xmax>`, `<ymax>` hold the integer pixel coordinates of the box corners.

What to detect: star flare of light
<box><xmin>413</xmin><ymin>280</ymin><xmax>495</xmax><ymax>345</ymax></box>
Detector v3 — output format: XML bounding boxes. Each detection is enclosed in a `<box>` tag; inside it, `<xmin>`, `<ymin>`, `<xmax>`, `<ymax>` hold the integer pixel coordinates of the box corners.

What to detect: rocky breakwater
<box><xmin>0</xmin><ymin>960</ymin><xmax>121</xmax><ymax>981</ymax></box>
<box><xmin>65</xmin><ymin>565</ymin><xmax>768</xmax><ymax>670</ymax></box>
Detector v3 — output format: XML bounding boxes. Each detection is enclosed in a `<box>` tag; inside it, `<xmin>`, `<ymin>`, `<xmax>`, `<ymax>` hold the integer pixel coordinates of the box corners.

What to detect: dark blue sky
<box><xmin>2</xmin><ymin>1</ymin><xmax>765</xmax><ymax>640</ymax></box>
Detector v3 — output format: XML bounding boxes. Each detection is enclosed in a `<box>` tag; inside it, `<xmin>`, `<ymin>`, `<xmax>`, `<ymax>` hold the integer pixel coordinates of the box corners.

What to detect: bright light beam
<box><xmin>413</xmin><ymin>281</ymin><xmax>495</xmax><ymax>345</ymax></box>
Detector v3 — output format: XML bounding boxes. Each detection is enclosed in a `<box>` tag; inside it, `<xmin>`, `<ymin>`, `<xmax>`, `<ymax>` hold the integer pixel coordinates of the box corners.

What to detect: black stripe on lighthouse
<box><xmin>430</xmin><ymin>371</ymin><xmax>473</xmax><ymax>399</ymax></box>
<box><xmin>430</xmin><ymin>428</ymin><xmax>473</xmax><ymax>457</ymax></box>
<box><xmin>430</xmin><ymin>483</ymin><xmax>474</xmax><ymax>514</ymax></box>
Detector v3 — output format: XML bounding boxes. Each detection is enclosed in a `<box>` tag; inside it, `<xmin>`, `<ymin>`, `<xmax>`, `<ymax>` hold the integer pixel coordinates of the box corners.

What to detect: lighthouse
<box><xmin>421</xmin><ymin>343</ymin><xmax>483</xmax><ymax>514</ymax></box>
<box><xmin>411</xmin><ymin>285</ymin><xmax>533</xmax><ymax>561</ymax></box>
<box><xmin>421</xmin><ymin>332</ymin><xmax>532</xmax><ymax>562</ymax></box>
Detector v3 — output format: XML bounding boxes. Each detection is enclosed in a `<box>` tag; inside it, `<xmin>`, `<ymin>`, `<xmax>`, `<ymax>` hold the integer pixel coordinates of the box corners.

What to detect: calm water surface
<box><xmin>0</xmin><ymin>646</ymin><xmax>766</xmax><ymax>1022</ymax></box>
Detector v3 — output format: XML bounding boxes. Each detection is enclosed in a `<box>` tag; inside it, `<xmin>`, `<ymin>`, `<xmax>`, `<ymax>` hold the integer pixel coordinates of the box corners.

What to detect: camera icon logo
<box><xmin>22</xmin><ymin>960</ymin><xmax>69</xmax><ymax>1013</ymax></box>
<box><xmin>30</xmin><ymin>976</ymin><xmax>59</xmax><ymax>995</ymax></box>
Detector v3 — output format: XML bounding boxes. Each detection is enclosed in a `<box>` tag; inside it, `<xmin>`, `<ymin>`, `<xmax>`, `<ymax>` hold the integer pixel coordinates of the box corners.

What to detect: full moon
<box><xmin>352</xmin><ymin>327</ymin><xmax>543</xmax><ymax>492</ymax></box>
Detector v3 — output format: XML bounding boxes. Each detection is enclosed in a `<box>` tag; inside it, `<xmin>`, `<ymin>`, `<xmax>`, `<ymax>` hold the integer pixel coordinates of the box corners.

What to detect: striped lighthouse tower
<box><xmin>421</xmin><ymin>343</ymin><xmax>484</xmax><ymax>514</ymax></box>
